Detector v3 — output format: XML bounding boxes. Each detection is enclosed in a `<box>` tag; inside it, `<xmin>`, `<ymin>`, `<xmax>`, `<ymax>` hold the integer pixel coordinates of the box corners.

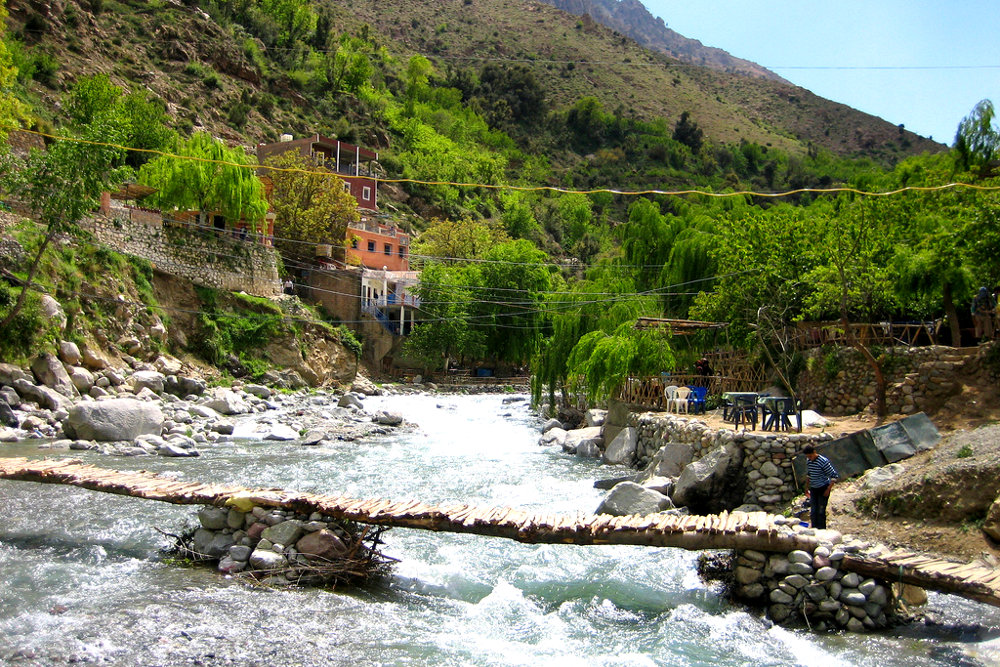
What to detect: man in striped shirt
<box><xmin>803</xmin><ymin>445</ymin><xmax>839</xmax><ymax>529</ymax></box>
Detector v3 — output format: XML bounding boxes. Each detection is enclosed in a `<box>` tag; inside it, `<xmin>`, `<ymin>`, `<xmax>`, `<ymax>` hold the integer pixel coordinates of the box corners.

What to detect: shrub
<box><xmin>336</xmin><ymin>325</ymin><xmax>362</xmax><ymax>358</ymax></box>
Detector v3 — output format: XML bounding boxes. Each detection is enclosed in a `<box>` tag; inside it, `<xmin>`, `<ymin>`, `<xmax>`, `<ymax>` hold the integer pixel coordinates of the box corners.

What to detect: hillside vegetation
<box><xmin>1</xmin><ymin>0</ymin><xmax>997</xmax><ymax>413</ymax></box>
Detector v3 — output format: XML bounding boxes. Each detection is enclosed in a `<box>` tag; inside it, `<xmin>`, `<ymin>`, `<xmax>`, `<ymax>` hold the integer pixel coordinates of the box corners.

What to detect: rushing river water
<box><xmin>2</xmin><ymin>393</ymin><xmax>1000</xmax><ymax>666</ymax></box>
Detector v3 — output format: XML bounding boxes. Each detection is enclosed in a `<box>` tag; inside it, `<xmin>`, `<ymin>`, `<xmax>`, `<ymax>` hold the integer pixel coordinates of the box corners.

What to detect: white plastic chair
<box><xmin>663</xmin><ymin>385</ymin><xmax>679</xmax><ymax>412</ymax></box>
<box><xmin>673</xmin><ymin>386</ymin><xmax>692</xmax><ymax>414</ymax></box>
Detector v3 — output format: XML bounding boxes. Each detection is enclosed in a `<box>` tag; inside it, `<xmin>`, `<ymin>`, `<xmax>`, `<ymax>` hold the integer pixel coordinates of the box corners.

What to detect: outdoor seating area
<box><xmin>721</xmin><ymin>392</ymin><xmax>802</xmax><ymax>432</ymax></box>
<box><xmin>662</xmin><ymin>383</ymin><xmax>708</xmax><ymax>415</ymax></box>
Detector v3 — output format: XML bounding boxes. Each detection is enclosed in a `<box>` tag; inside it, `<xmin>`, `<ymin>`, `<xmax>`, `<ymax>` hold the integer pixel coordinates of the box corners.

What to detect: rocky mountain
<box><xmin>538</xmin><ymin>0</ymin><xmax>787</xmax><ymax>83</ymax></box>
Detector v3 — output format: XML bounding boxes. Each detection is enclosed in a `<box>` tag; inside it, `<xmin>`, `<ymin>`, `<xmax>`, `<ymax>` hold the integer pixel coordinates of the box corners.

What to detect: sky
<box><xmin>642</xmin><ymin>1</ymin><xmax>1000</xmax><ymax>146</ymax></box>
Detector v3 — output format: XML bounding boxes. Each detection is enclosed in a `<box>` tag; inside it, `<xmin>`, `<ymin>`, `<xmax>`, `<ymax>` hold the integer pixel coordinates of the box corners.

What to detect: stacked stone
<box><xmin>192</xmin><ymin>505</ymin><xmax>356</xmax><ymax>586</ymax></box>
<box><xmin>741</xmin><ymin>433</ymin><xmax>833</xmax><ymax>511</ymax></box>
<box><xmin>624</xmin><ymin>411</ymin><xmax>832</xmax><ymax>511</ymax></box>
<box><xmin>84</xmin><ymin>214</ymin><xmax>281</xmax><ymax>298</ymax></box>
<box><xmin>796</xmin><ymin>345</ymin><xmax>969</xmax><ymax>416</ymax></box>
<box><xmin>734</xmin><ymin>543</ymin><xmax>893</xmax><ymax>633</ymax></box>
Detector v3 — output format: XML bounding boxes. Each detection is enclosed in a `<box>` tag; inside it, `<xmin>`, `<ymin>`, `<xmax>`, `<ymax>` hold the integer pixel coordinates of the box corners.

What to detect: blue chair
<box><xmin>687</xmin><ymin>386</ymin><xmax>708</xmax><ymax>414</ymax></box>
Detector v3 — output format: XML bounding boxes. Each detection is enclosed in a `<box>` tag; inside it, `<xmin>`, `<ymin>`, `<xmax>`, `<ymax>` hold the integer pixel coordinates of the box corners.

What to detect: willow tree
<box><xmin>566</xmin><ymin>322</ymin><xmax>674</xmax><ymax>402</ymax></box>
<box><xmin>263</xmin><ymin>151</ymin><xmax>359</xmax><ymax>260</ymax></box>
<box><xmin>403</xmin><ymin>263</ymin><xmax>485</xmax><ymax>372</ymax></box>
<box><xmin>955</xmin><ymin>99</ymin><xmax>999</xmax><ymax>175</ymax></box>
<box><xmin>138</xmin><ymin>132</ymin><xmax>268</xmax><ymax>230</ymax></box>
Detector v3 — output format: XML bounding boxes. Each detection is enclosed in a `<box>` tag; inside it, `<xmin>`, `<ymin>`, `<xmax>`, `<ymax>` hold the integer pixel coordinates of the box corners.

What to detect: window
<box><xmin>398</xmin><ymin>246</ymin><xmax>406</xmax><ymax>258</ymax></box>
<box><xmin>351</xmin><ymin>238</ymin><xmax>358</xmax><ymax>249</ymax></box>
<box><xmin>367</xmin><ymin>240</ymin><xmax>375</xmax><ymax>252</ymax></box>
<box><xmin>384</xmin><ymin>243</ymin><xmax>392</xmax><ymax>256</ymax></box>
<box><xmin>362</xmin><ymin>186</ymin><xmax>372</xmax><ymax>201</ymax></box>
<box><xmin>343</xmin><ymin>182</ymin><xmax>351</xmax><ymax>193</ymax></box>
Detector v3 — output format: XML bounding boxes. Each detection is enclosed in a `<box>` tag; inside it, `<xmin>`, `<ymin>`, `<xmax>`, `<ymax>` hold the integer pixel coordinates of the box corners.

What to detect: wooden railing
<box><xmin>617</xmin><ymin>374</ymin><xmax>759</xmax><ymax>410</ymax></box>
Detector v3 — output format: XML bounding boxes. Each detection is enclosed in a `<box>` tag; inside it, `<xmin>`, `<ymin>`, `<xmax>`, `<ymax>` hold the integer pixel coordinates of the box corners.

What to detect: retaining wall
<box><xmin>82</xmin><ymin>211</ymin><xmax>281</xmax><ymax>298</ymax></box>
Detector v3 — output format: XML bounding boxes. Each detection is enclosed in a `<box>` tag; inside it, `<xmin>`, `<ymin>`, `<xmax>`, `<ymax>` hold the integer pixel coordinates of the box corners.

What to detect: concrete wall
<box><xmin>83</xmin><ymin>210</ymin><xmax>280</xmax><ymax>298</ymax></box>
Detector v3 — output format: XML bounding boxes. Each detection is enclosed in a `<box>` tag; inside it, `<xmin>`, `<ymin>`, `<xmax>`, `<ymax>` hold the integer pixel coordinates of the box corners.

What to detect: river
<box><xmin>1</xmin><ymin>393</ymin><xmax>999</xmax><ymax>666</ymax></box>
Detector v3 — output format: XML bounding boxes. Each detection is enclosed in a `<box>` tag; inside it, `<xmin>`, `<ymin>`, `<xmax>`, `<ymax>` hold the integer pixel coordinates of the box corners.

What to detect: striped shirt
<box><xmin>806</xmin><ymin>454</ymin><xmax>838</xmax><ymax>489</ymax></box>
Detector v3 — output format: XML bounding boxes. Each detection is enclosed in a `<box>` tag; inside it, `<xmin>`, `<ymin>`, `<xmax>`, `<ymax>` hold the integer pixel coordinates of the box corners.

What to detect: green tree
<box><xmin>264</xmin><ymin>151</ymin><xmax>359</xmax><ymax>259</ymax></box>
<box><xmin>673</xmin><ymin>111</ymin><xmax>703</xmax><ymax>153</ymax></box>
<box><xmin>411</xmin><ymin>216</ymin><xmax>509</xmax><ymax>261</ymax></box>
<box><xmin>0</xmin><ymin>0</ymin><xmax>29</xmax><ymax>143</ymax></box>
<box><xmin>0</xmin><ymin>119</ymin><xmax>129</xmax><ymax>331</ymax></box>
<box><xmin>403</xmin><ymin>263</ymin><xmax>485</xmax><ymax>372</ymax></box>
<box><xmin>566</xmin><ymin>322</ymin><xmax>675</xmax><ymax>401</ymax></box>
<box><xmin>138</xmin><ymin>132</ymin><xmax>268</xmax><ymax>229</ymax></box>
<box><xmin>472</xmin><ymin>239</ymin><xmax>552</xmax><ymax>364</ymax></box>
<box><xmin>954</xmin><ymin>99</ymin><xmax>999</xmax><ymax>174</ymax></box>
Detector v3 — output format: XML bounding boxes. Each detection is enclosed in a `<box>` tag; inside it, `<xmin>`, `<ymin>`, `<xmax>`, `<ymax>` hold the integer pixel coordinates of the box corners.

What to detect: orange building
<box><xmin>346</xmin><ymin>215</ymin><xmax>410</xmax><ymax>272</ymax></box>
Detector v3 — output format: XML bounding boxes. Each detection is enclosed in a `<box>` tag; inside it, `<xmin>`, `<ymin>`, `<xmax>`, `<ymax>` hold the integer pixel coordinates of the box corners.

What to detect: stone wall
<box><xmin>732</xmin><ymin>544</ymin><xmax>894</xmax><ymax>632</ymax></box>
<box><xmin>626</xmin><ymin>411</ymin><xmax>833</xmax><ymax>511</ymax></box>
<box><xmin>82</xmin><ymin>211</ymin><xmax>281</xmax><ymax>298</ymax></box>
<box><xmin>796</xmin><ymin>345</ymin><xmax>978</xmax><ymax>416</ymax></box>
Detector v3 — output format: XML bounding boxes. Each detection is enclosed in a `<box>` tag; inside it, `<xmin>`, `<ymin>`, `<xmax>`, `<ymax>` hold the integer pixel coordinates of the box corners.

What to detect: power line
<box><xmin>11</xmin><ymin>127</ymin><xmax>1000</xmax><ymax>201</ymax></box>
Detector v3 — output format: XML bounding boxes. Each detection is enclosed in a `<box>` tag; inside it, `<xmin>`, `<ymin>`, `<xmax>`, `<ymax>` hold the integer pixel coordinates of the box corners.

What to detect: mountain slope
<box><xmin>4</xmin><ymin>0</ymin><xmax>942</xmax><ymax>166</ymax></box>
<box><xmin>538</xmin><ymin>0</ymin><xmax>786</xmax><ymax>83</ymax></box>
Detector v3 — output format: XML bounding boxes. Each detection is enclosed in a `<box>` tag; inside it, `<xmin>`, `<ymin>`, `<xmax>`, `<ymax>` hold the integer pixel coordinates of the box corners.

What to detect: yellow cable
<box><xmin>8</xmin><ymin>125</ymin><xmax>1000</xmax><ymax>199</ymax></box>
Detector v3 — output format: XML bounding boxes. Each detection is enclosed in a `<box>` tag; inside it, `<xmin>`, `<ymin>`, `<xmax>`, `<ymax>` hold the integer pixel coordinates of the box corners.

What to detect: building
<box><xmin>346</xmin><ymin>215</ymin><xmax>411</xmax><ymax>272</ymax></box>
<box><xmin>360</xmin><ymin>267</ymin><xmax>421</xmax><ymax>337</ymax></box>
<box><xmin>256</xmin><ymin>133</ymin><xmax>379</xmax><ymax>210</ymax></box>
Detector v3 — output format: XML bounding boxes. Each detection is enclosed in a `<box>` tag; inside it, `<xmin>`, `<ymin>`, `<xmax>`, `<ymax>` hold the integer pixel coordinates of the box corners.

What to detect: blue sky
<box><xmin>642</xmin><ymin>1</ymin><xmax>1000</xmax><ymax>146</ymax></box>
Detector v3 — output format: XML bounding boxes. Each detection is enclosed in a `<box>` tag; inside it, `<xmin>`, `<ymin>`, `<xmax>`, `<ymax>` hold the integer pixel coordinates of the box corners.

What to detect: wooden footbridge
<box><xmin>3</xmin><ymin>456</ymin><xmax>1000</xmax><ymax>607</ymax></box>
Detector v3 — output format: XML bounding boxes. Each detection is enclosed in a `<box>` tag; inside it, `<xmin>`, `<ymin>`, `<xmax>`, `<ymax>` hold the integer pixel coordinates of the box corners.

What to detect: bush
<box><xmin>0</xmin><ymin>285</ymin><xmax>45</xmax><ymax>360</ymax></box>
<box><xmin>336</xmin><ymin>325</ymin><xmax>362</xmax><ymax>358</ymax></box>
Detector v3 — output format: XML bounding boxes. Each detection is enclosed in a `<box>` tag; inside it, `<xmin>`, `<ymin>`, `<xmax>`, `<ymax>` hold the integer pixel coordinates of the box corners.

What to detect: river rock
<box><xmin>64</xmin><ymin>398</ymin><xmax>164</xmax><ymax>441</ymax></box>
<box><xmin>152</xmin><ymin>354</ymin><xmax>183</xmax><ymax>376</ymax></box>
<box><xmin>338</xmin><ymin>393</ymin><xmax>364</xmax><ymax>410</ymax></box>
<box><xmin>815</xmin><ymin>566</ymin><xmax>837</xmax><ymax>581</ymax></box>
<box><xmin>261</xmin><ymin>520</ymin><xmax>305</xmax><ymax>546</ymax></box>
<box><xmin>603</xmin><ymin>427</ymin><xmax>637</xmax><ymax>465</ymax></box>
<box><xmin>164</xmin><ymin>375</ymin><xmax>206</xmax><ymax>398</ymax></box>
<box><xmin>350</xmin><ymin>375</ymin><xmax>380</xmax><ymax>396</ymax></box>
<box><xmin>263</xmin><ymin>424</ymin><xmax>299</xmax><ymax>441</ymax></box>
<box><xmin>769</xmin><ymin>589</ymin><xmax>794</xmax><ymax>605</ymax></box>
<box><xmin>596</xmin><ymin>481</ymin><xmax>673</xmax><ymax>516</ymax></box>
<box><xmin>563</xmin><ymin>426</ymin><xmax>602</xmax><ymax>455</ymax></box>
<box><xmin>643</xmin><ymin>443</ymin><xmax>694</xmax><ymax>478</ymax></box>
<box><xmin>0</xmin><ymin>400</ymin><xmax>17</xmax><ymax>427</ymax></box>
<box><xmin>68</xmin><ymin>366</ymin><xmax>95</xmax><ymax>393</ymax></box>
<box><xmin>249</xmin><ymin>549</ymin><xmax>287</xmax><ymax>571</ymax></box>
<box><xmin>671</xmin><ymin>443</ymin><xmax>744</xmax><ymax>513</ymax></box>
<box><xmin>788</xmin><ymin>550</ymin><xmax>812</xmax><ymax>564</ymax></box>
<box><xmin>202</xmin><ymin>390</ymin><xmax>250</xmax><ymax>415</ymax></box>
<box><xmin>373</xmin><ymin>411</ymin><xmax>403</xmax><ymax>426</ymax></box>
<box><xmin>296</xmin><ymin>529</ymin><xmax>348</xmax><ymax>561</ymax></box>
<box><xmin>158</xmin><ymin>442</ymin><xmax>198</xmax><ymax>457</ymax></box>
<box><xmin>584</xmin><ymin>409</ymin><xmax>606</xmax><ymax>427</ymax></box>
<box><xmin>540</xmin><ymin>418</ymin><xmax>562</xmax><ymax>434</ymax></box>
<box><xmin>131</xmin><ymin>370</ymin><xmax>165</xmax><ymax>394</ymax></box>
<box><xmin>0</xmin><ymin>385</ymin><xmax>20</xmax><ymax>407</ymax></box>
<box><xmin>575</xmin><ymin>440</ymin><xmax>601</xmax><ymax>458</ymax></box>
<box><xmin>198</xmin><ymin>507</ymin><xmax>230</xmax><ymax>530</ymax></box>
<box><xmin>244</xmin><ymin>384</ymin><xmax>272</xmax><ymax>399</ymax></box>
<box><xmin>80</xmin><ymin>346</ymin><xmax>112</xmax><ymax>371</ymax></box>
<box><xmin>58</xmin><ymin>340</ymin><xmax>81</xmax><ymax>365</ymax></box>
<box><xmin>30</xmin><ymin>353</ymin><xmax>78</xmax><ymax>398</ymax></box>
<box><xmin>193</xmin><ymin>528</ymin><xmax>236</xmax><ymax>559</ymax></box>
<box><xmin>840</xmin><ymin>572</ymin><xmax>861</xmax><ymax>588</ymax></box>
<box><xmin>229</xmin><ymin>545</ymin><xmax>252</xmax><ymax>562</ymax></box>
<box><xmin>0</xmin><ymin>363</ymin><xmax>30</xmax><ymax>386</ymax></box>
<box><xmin>539</xmin><ymin>427</ymin><xmax>567</xmax><ymax>447</ymax></box>
<box><xmin>217</xmin><ymin>556</ymin><xmax>246</xmax><ymax>574</ymax></box>
<box><xmin>13</xmin><ymin>379</ymin><xmax>68</xmax><ymax>411</ymax></box>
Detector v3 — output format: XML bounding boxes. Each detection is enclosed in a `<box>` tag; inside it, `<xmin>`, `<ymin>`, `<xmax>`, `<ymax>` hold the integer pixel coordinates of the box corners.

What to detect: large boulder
<box><xmin>39</xmin><ymin>295</ymin><xmax>66</xmax><ymax>328</ymax></box>
<box><xmin>296</xmin><ymin>529</ymin><xmax>348</xmax><ymax>561</ymax></box>
<box><xmin>152</xmin><ymin>354</ymin><xmax>183</xmax><ymax>376</ymax></box>
<box><xmin>350</xmin><ymin>374</ymin><xmax>381</xmax><ymax>396</ymax></box>
<box><xmin>30</xmin><ymin>353</ymin><xmax>78</xmax><ymax>398</ymax></box>
<box><xmin>164</xmin><ymin>375</ymin><xmax>207</xmax><ymax>398</ymax></box>
<box><xmin>643</xmin><ymin>443</ymin><xmax>695</xmax><ymax>478</ymax></box>
<box><xmin>562</xmin><ymin>426</ymin><xmax>602</xmax><ymax>455</ymax></box>
<box><xmin>13</xmin><ymin>378</ymin><xmax>71</xmax><ymax>411</ymax></box>
<box><xmin>68</xmin><ymin>366</ymin><xmax>96</xmax><ymax>393</ymax></box>
<box><xmin>63</xmin><ymin>398</ymin><xmax>164</xmax><ymax>441</ymax></box>
<box><xmin>201</xmin><ymin>389</ymin><xmax>250</xmax><ymax>415</ymax></box>
<box><xmin>0</xmin><ymin>363</ymin><xmax>31</xmax><ymax>385</ymax></box>
<box><xmin>80</xmin><ymin>346</ymin><xmax>112</xmax><ymax>371</ymax></box>
<box><xmin>130</xmin><ymin>370</ymin><xmax>165</xmax><ymax>395</ymax></box>
<box><xmin>671</xmin><ymin>444</ymin><xmax>745</xmax><ymax>514</ymax></box>
<box><xmin>596</xmin><ymin>481</ymin><xmax>674</xmax><ymax>516</ymax></box>
<box><xmin>584</xmin><ymin>409</ymin><xmax>607</xmax><ymax>427</ymax></box>
<box><xmin>0</xmin><ymin>400</ymin><xmax>18</xmax><ymax>427</ymax></box>
<box><xmin>58</xmin><ymin>340</ymin><xmax>82</xmax><ymax>366</ymax></box>
<box><xmin>602</xmin><ymin>427</ymin><xmax>638</xmax><ymax>465</ymax></box>
<box><xmin>983</xmin><ymin>496</ymin><xmax>1000</xmax><ymax>542</ymax></box>
<box><xmin>539</xmin><ymin>427</ymin><xmax>567</xmax><ymax>448</ymax></box>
